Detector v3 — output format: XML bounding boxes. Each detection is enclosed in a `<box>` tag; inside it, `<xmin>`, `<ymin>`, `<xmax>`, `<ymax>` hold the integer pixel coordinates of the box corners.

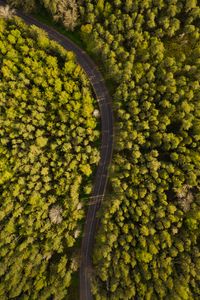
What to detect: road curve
<box><xmin>1</xmin><ymin>2</ymin><xmax>114</xmax><ymax>299</ymax></box>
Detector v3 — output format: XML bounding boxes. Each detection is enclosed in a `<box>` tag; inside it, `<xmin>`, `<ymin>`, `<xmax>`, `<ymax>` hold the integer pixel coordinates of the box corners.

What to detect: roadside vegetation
<box><xmin>0</xmin><ymin>16</ymin><xmax>99</xmax><ymax>299</ymax></box>
<box><xmin>78</xmin><ymin>1</ymin><xmax>200</xmax><ymax>299</ymax></box>
<box><xmin>7</xmin><ymin>0</ymin><xmax>78</xmax><ymax>30</ymax></box>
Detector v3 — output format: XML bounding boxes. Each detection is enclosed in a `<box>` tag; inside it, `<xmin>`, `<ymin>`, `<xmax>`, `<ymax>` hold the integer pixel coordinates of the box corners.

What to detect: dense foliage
<box><xmin>7</xmin><ymin>0</ymin><xmax>78</xmax><ymax>30</ymax></box>
<box><xmin>0</xmin><ymin>17</ymin><xmax>99</xmax><ymax>299</ymax></box>
<box><xmin>78</xmin><ymin>1</ymin><xmax>200</xmax><ymax>299</ymax></box>
<box><xmin>2</xmin><ymin>0</ymin><xmax>200</xmax><ymax>299</ymax></box>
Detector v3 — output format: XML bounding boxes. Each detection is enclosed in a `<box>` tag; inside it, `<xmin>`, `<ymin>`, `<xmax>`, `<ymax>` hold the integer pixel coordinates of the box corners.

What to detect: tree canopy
<box><xmin>7</xmin><ymin>0</ymin><xmax>78</xmax><ymax>30</ymax></box>
<box><xmin>78</xmin><ymin>0</ymin><xmax>200</xmax><ymax>299</ymax></box>
<box><xmin>0</xmin><ymin>16</ymin><xmax>99</xmax><ymax>299</ymax></box>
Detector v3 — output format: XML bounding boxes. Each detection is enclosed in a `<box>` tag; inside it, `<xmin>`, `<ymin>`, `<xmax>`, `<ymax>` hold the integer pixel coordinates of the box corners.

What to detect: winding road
<box><xmin>1</xmin><ymin>2</ymin><xmax>114</xmax><ymax>299</ymax></box>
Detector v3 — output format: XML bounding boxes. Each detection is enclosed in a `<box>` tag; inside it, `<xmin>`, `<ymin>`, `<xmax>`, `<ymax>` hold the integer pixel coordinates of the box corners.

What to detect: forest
<box><xmin>79</xmin><ymin>0</ymin><xmax>200</xmax><ymax>299</ymax></box>
<box><xmin>1</xmin><ymin>0</ymin><xmax>200</xmax><ymax>299</ymax></box>
<box><xmin>0</xmin><ymin>15</ymin><xmax>99</xmax><ymax>299</ymax></box>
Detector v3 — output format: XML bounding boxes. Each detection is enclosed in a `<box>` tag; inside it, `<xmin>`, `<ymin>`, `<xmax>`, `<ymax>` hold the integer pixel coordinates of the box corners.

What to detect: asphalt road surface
<box><xmin>0</xmin><ymin>2</ymin><xmax>114</xmax><ymax>299</ymax></box>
